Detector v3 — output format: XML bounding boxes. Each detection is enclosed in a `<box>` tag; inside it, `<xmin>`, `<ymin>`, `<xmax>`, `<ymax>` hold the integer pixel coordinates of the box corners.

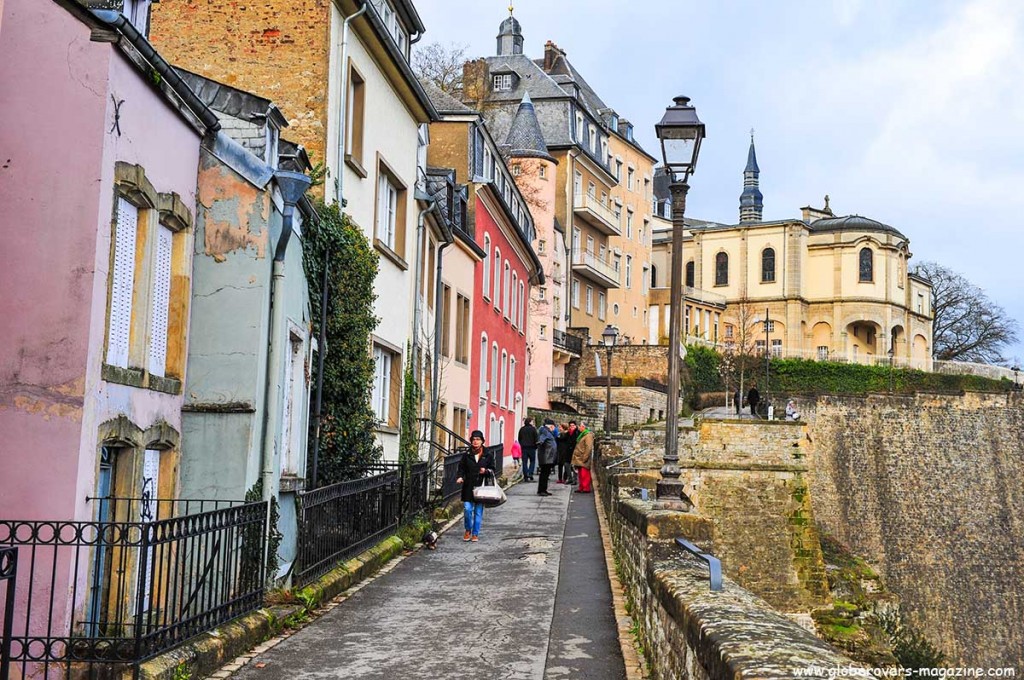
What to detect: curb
<box><xmin>594</xmin><ymin>481</ymin><xmax>649</xmax><ymax>680</ymax></box>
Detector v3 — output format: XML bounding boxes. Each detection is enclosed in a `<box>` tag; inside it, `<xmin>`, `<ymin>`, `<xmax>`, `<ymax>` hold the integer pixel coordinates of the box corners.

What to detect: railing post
<box><xmin>0</xmin><ymin>547</ymin><xmax>17</xmax><ymax>680</ymax></box>
<box><xmin>132</xmin><ymin>524</ymin><xmax>151</xmax><ymax>679</ymax></box>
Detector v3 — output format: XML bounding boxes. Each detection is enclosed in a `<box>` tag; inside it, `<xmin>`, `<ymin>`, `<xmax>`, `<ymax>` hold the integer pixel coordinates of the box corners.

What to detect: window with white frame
<box><xmin>626</xmin><ymin>209</ymin><xmax>633</xmax><ymax>240</ymax></box>
<box><xmin>571</xmin><ymin>279</ymin><xmax>580</xmax><ymax>308</ymax></box>
<box><xmin>598</xmin><ymin>293</ymin><xmax>606</xmax><ymax>321</ymax></box>
<box><xmin>376</xmin><ymin>173</ymin><xmax>399</xmax><ymax>249</ymax></box>
<box><xmin>589</xmin><ymin>128</ymin><xmax>597</xmax><ymax>154</ymax></box>
<box><xmin>540</xmin><ymin>324</ymin><xmax>547</xmax><ymax>338</ymax></box>
<box><xmin>586</xmin><ymin>286</ymin><xmax>593</xmax><ymax>314</ymax></box>
<box><xmin>500</xmin><ymin>350</ymin><xmax>508</xmax><ymax>408</ymax></box>
<box><xmin>627</xmin><ymin>167</ymin><xmax>635</xmax><ymax>190</ymax></box>
<box><xmin>642</xmin><ymin>265</ymin><xmax>649</xmax><ymax>295</ymax></box>
<box><xmin>518</xmin><ymin>282</ymin><xmax>525</xmax><ymax>330</ymax></box>
<box><xmin>510</xmin><ymin>271</ymin><xmax>518</xmax><ymax>326</ymax></box>
<box><xmin>503</xmin><ymin>262</ymin><xmax>511</xmax><ymax>318</ymax></box>
<box><xmin>370</xmin><ymin>0</ymin><xmax>408</xmax><ymax>55</ymax></box>
<box><xmin>771</xmin><ymin>339</ymin><xmax>783</xmax><ymax>358</ymax></box>
<box><xmin>372</xmin><ymin>344</ymin><xmax>394</xmax><ymax>424</ymax></box>
<box><xmin>483</xmin><ymin>235</ymin><xmax>491</xmax><ymax>299</ymax></box>
<box><xmin>574</xmin><ymin>171</ymin><xmax>582</xmax><ymax>197</ymax></box>
<box><xmin>575</xmin><ymin>113</ymin><xmax>584</xmax><ymax>142</ymax></box>
<box><xmin>480</xmin><ymin>334</ymin><xmax>489</xmax><ymax>397</ymax></box>
<box><xmin>123</xmin><ymin>0</ymin><xmax>152</xmax><ymax>34</ymax></box>
<box><xmin>491</xmin><ymin>343</ymin><xmax>499</xmax><ymax>403</ymax></box>
<box><xmin>147</xmin><ymin>224</ymin><xmax>173</xmax><ymax>377</ymax></box>
<box><xmin>493</xmin><ymin>74</ymin><xmax>513</xmax><ymax>91</ymax></box>
<box><xmin>107</xmin><ymin>197</ymin><xmax>139</xmax><ymax>369</ymax></box>
<box><xmin>493</xmin><ymin>249</ymin><xmax>502</xmax><ymax>310</ymax></box>
<box><xmin>625</xmin><ymin>255</ymin><xmax>632</xmax><ymax>289</ymax></box>
<box><xmin>817</xmin><ymin>345</ymin><xmax>829</xmax><ymax>361</ymax></box>
<box><xmin>484</xmin><ymin>148</ymin><xmax>493</xmax><ymax>180</ymax></box>
<box><xmin>508</xmin><ymin>356</ymin><xmax>516</xmax><ymax>409</ymax></box>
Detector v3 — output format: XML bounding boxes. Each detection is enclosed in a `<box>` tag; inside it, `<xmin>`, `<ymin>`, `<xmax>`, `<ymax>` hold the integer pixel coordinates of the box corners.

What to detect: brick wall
<box><xmin>802</xmin><ymin>391</ymin><xmax>1024</xmax><ymax>667</ymax></box>
<box><xmin>150</xmin><ymin>0</ymin><xmax>331</xmax><ymax>175</ymax></box>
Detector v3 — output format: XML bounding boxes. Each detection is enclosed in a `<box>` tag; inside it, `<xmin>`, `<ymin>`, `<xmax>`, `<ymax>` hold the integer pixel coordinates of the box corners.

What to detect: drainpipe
<box><xmin>430</xmin><ymin>238</ymin><xmax>454</xmax><ymax>423</ymax></box>
<box><xmin>260</xmin><ymin>171</ymin><xmax>312</xmax><ymax>507</ymax></box>
<box><xmin>334</xmin><ymin>2</ymin><xmax>369</xmax><ymax>205</ymax></box>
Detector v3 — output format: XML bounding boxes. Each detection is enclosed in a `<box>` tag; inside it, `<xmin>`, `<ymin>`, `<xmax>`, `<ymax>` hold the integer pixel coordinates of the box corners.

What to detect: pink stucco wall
<box><xmin>0</xmin><ymin>0</ymin><xmax>201</xmax><ymax>524</ymax></box>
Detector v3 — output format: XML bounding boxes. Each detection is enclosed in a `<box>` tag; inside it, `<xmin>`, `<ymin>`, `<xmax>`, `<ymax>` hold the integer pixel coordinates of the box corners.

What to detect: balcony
<box><xmin>571</xmin><ymin>249</ymin><xmax>620</xmax><ymax>289</ymax></box>
<box><xmin>573</xmin><ymin>193</ymin><xmax>620</xmax><ymax>236</ymax></box>
<box><xmin>553</xmin><ymin>329</ymin><xmax>583</xmax><ymax>357</ymax></box>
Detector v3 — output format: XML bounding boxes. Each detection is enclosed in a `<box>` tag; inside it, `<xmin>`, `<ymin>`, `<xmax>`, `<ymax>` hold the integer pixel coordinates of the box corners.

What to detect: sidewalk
<box><xmin>229</xmin><ymin>478</ymin><xmax>626</xmax><ymax>679</ymax></box>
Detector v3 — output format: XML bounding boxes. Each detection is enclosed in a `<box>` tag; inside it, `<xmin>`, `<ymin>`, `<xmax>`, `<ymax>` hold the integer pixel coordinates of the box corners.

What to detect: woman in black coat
<box><xmin>457</xmin><ymin>430</ymin><xmax>495</xmax><ymax>542</ymax></box>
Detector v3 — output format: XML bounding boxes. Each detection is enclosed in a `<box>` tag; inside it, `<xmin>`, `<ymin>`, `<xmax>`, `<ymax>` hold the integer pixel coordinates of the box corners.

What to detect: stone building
<box><xmin>151</xmin><ymin>0</ymin><xmax>441</xmax><ymax>459</ymax></box>
<box><xmin>652</xmin><ymin>138</ymin><xmax>934</xmax><ymax>365</ymax></box>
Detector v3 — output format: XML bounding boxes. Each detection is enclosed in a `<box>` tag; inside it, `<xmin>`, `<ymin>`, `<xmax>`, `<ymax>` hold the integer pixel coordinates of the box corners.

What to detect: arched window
<box><xmin>483</xmin><ymin>235</ymin><xmax>491</xmax><ymax>299</ymax></box>
<box><xmin>715</xmin><ymin>252</ymin><xmax>729</xmax><ymax>286</ymax></box>
<box><xmin>479</xmin><ymin>333</ymin><xmax>488</xmax><ymax>397</ymax></box>
<box><xmin>491</xmin><ymin>343</ymin><xmax>499</xmax><ymax>403</ymax></box>
<box><xmin>761</xmin><ymin>247</ymin><xmax>776</xmax><ymax>283</ymax></box>
<box><xmin>503</xmin><ymin>262</ymin><xmax>511</xmax><ymax>317</ymax></box>
<box><xmin>650</xmin><ymin>264</ymin><xmax>658</xmax><ymax>289</ymax></box>
<box><xmin>493</xmin><ymin>248</ymin><xmax>501</xmax><ymax>309</ymax></box>
<box><xmin>859</xmin><ymin>247</ymin><xmax>873</xmax><ymax>282</ymax></box>
<box><xmin>511</xmin><ymin>271</ymin><xmax>518</xmax><ymax>326</ymax></box>
<box><xmin>685</xmin><ymin>260</ymin><xmax>694</xmax><ymax>288</ymax></box>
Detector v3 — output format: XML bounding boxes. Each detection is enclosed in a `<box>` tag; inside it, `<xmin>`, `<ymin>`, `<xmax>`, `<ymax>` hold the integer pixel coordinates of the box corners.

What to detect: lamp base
<box><xmin>655</xmin><ymin>479</ymin><xmax>693</xmax><ymax>511</ymax></box>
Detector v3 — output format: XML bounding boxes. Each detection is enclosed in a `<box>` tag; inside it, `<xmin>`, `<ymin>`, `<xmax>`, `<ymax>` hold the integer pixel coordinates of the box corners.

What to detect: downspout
<box><xmin>260</xmin><ymin>171</ymin><xmax>312</xmax><ymax>508</ymax></box>
<box><xmin>334</xmin><ymin>2</ymin><xmax>369</xmax><ymax>205</ymax></box>
<box><xmin>430</xmin><ymin>237</ymin><xmax>454</xmax><ymax>423</ymax></box>
<box><xmin>415</xmin><ymin>197</ymin><xmax>444</xmax><ymax>409</ymax></box>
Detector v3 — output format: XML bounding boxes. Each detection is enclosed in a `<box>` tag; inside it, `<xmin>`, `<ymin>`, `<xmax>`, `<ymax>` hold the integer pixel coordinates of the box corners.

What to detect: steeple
<box><xmin>739</xmin><ymin>130</ymin><xmax>763</xmax><ymax>223</ymax></box>
<box><xmin>505</xmin><ymin>92</ymin><xmax>554</xmax><ymax>161</ymax></box>
<box><xmin>497</xmin><ymin>5</ymin><xmax>524</xmax><ymax>56</ymax></box>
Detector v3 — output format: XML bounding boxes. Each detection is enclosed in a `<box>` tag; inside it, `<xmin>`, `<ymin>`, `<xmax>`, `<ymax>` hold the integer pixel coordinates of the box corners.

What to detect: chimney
<box><xmin>462</xmin><ymin>59</ymin><xmax>490</xmax><ymax>106</ymax></box>
<box><xmin>543</xmin><ymin>40</ymin><xmax>564</xmax><ymax>70</ymax></box>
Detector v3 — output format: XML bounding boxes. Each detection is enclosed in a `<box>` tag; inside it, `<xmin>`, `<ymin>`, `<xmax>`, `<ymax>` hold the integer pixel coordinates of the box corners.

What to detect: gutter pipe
<box><xmin>335</xmin><ymin>2</ymin><xmax>369</xmax><ymax>205</ymax></box>
<box><xmin>90</xmin><ymin>10</ymin><xmax>221</xmax><ymax>133</ymax></box>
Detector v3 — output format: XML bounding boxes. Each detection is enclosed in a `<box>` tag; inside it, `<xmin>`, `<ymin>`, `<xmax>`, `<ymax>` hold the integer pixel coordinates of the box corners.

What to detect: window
<box><xmin>493</xmin><ymin>74</ymin><xmax>513</xmax><ymax>91</ymax></box>
<box><xmin>859</xmin><ymin>247</ymin><xmax>874</xmax><ymax>282</ymax></box>
<box><xmin>715</xmin><ymin>252</ymin><xmax>729</xmax><ymax>286</ymax></box>
<box><xmin>586</xmin><ymin>235</ymin><xmax>594</xmax><ymax>254</ymax></box>
<box><xmin>613</xmin><ymin>303</ymin><xmax>619</xmax><ymax>316</ymax></box>
<box><xmin>762</xmin><ymin>247</ymin><xmax>776</xmax><ymax>283</ymax></box>
<box><xmin>483</xmin><ymin>235</ymin><xmax>491</xmax><ymax>299</ymax></box>
<box><xmin>685</xmin><ymin>260</ymin><xmax>694</xmax><ymax>288</ymax></box>
<box><xmin>441</xmin><ymin>284</ymin><xmax>452</xmax><ymax>356</ymax></box>
<box><xmin>625</xmin><ymin>255</ymin><xmax>632</xmax><ymax>289</ymax></box>
<box><xmin>575</xmin><ymin>113</ymin><xmax>584</xmax><ymax>142</ymax></box>
<box><xmin>372</xmin><ymin>344</ymin><xmax>396</xmax><ymax>425</ymax></box>
<box><xmin>493</xmin><ymin>249</ymin><xmax>501</xmax><ymax>310</ymax></box>
<box><xmin>599</xmin><ymin>244</ymin><xmax>606</xmax><ymax>260</ymax></box>
<box><xmin>518</xmin><ymin>282</ymin><xmax>525</xmax><ymax>331</ymax></box>
<box><xmin>281</xmin><ymin>330</ymin><xmax>306</xmax><ymax>475</ymax></box>
<box><xmin>765</xmin><ymin>320</ymin><xmax>776</xmax><ymax>333</ymax></box>
<box><xmin>615</xmin><ymin>160</ymin><xmax>623</xmax><ymax>181</ymax></box>
<box><xmin>453</xmin><ymin>407</ymin><xmax>468</xmax><ymax>437</ymax></box>
<box><xmin>375</xmin><ymin>165</ymin><xmax>406</xmax><ymax>255</ymax></box>
<box><xmin>500</xmin><ymin>350</ymin><xmax>508</xmax><ymax>408</ymax></box>
<box><xmin>510</xmin><ymin>271</ymin><xmax>518</xmax><ymax>326</ymax></box>
<box><xmin>586</xmin><ymin>286</ymin><xmax>594</xmax><ymax>314</ymax></box>
<box><xmin>508</xmin><ymin>357</ymin><xmax>516</xmax><ymax>409</ymax></box>
<box><xmin>771</xmin><ymin>339</ymin><xmax>783</xmax><ymax>358</ymax></box>
<box><xmin>540</xmin><ymin>325</ymin><xmax>547</xmax><ymax>338</ymax></box>
<box><xmin>571</xmin><ymin>279</ymin><xmax>580</xmax><ymax>308</ymax></box>
<box><xmin>107</xmin><ymin>197</ymin><xmax>139</xmax><ymax>368</ymax></box>
<box><xmin>455</xmin><ymin>294</ymin><xmax>470</xmax><ymax>364</ymax></box>
<box><xmin>480</xmin><ymin>335</ymin><xmax>488</xmax><ymax>397</ymax></box>
<box><xmin>755</xmin><ymin>339</ymin><xmax>766</xmax><ymax>355</ymax></box>
<box><xmin>124</xmin><ymin>0</ymin><xmax>152</xmax><ymax>34</ymax></box>
<box><xmin>598</xmin><ymin>293</ymin><xmax>606</xmax><ymax>320</ymax></box>
<box><xmin>503</xmin><ymin>262</ymin><xmax>511</xmax><ymax>318</ymax></box>
<box><xmin>684</xmin><ymin>306</ymin><xmax>690</xmax><ymax>334</ymax></box>
<box><xmin>491</xmin><ymin>343</ymin><xmax>499</xmax><ymax>403</ymax></box>
<box><xmin>371</xmin><ymin>0</ymin><xmax>408</xmax><ymax>55</ymax></box>
<box><xmin>484</xmin><ymin>148</ymin><xmax>493</xmax><ymax>180</ymax></box>
<box><xmin>589</xmin><ymin>128</ymin><xmax>597</xmax><ymax>154</ymax></box>
<box><xmin>601</xmin><ymin>139</ymin><xmax>608</xmax><ymax>164</ymax></box>
<box><xmin>627</xmin><ymin>167</ymin><xmax>635</xmax><ymax>190</ymax></box>
<box><xmin>574</xmin><ymin>171</ymin><xmax>582</xmax><ymax>196</ymax></box>
<box><xmin>538</xmin><ymin>165</ymin><xmax>547</xmax><ymax>179</ymax></box>
<box><xmin>588</xmin><ymin>181</ymin><xmax>596</xmax><ymax>198</ymax></box>
<box><xmin>642</xmin><ymin>265</ymin><xmax>649</xmax><ymax>295</ymax></box>
<box><xmin>713</xmin><ymin>313</ymin><xmax>720</xmax><ymax>342</ymax></box>
<box><xmin>817</xmin><ymin>346</ymin><xmax>829</xmax><ymax>361</ymax></box>
<box><xmin>345</xmin><ymin>64</ymin><xmax>366</xmax><ymax>167</ymax></box>
<box><xmin>626</xmin><ymin>209</ymin><xmax>633</xmax><ymax>239</ymax></box>
<box><xmin>917</xmin><ymin>293</ymin><xmax>925</xmax><ymax>314</ymax></box>
<box><xmin>725</xmin><ymin>325</ymin><xmax>734</xmax><ymax>339</ymax></box>
<box><xmin>147</xmin><ymin>224</ymin><xmax>173</xmax><ymax>377</ymax></box>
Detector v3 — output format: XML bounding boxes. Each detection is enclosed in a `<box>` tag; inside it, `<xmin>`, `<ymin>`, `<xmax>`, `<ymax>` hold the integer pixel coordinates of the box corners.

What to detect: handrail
<box><xmin>675</xmin><ymin>537</ymin><xmax>723</xmax><ymax>591</ymax></box>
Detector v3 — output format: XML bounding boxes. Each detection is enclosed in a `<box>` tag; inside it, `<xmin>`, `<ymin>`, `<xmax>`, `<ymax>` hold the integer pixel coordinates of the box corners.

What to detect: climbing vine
<box><xmin>303</xmin><ymin>201</ymin><xmax>382</xmax><ymax>483</ymax></box>
<box><xmin>397</xmin><ymin>343</ymin><xmax>420</xmax><ymax>469</ymax></box>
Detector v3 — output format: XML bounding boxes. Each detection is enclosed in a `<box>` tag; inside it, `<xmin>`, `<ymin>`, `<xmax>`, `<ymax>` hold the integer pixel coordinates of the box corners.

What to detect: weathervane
<box><xmin>509</xmin><ymin>3</ymin><xmax>514</xmax><ymax>16</ymax></box>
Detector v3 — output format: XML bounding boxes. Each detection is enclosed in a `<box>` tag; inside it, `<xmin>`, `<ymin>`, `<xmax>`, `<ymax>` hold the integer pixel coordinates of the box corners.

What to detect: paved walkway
<box><xmin>231</xmin><ymin>479</ymin><xmax>626</xmax><ymax>680</ymax></box>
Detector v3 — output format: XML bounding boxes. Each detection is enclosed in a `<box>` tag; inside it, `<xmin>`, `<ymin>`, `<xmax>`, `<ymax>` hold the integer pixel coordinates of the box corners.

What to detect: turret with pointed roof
<box><xmin>739</xmin><ymin>133</ymin><xmax>764</xmax><ymax>223</ymax></box>
<box><xmin>504</xmin><ymin>93</ymin><xmax>555</xmax><ymax>162</ymax></box>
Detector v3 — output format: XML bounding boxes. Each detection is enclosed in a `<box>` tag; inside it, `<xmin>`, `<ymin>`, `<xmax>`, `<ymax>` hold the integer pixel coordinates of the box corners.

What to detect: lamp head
<box><xmin>655</xmin><ymin>96</ymin><xmax>706</xmax><ymax>183</ymax></box>
<box><xmin>602</xmin><ymin>324</ymin><xmax>618</xmax><ymax>348</ymax></box>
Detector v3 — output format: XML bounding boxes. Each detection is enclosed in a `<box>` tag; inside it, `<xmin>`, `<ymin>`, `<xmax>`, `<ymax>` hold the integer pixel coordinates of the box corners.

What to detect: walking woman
<box><xmin>572</xmin><ymin>422</ymin><xmax>595</xmax><ymax>493</ymax></box>
<box><xmin>457</xmin><ymin>430</ymin><xmax>495</xmax><ymax>542</ymax></box>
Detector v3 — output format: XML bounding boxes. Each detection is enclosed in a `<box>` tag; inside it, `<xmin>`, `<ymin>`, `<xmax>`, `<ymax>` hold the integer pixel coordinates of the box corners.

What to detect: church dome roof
<box><xmin>810</xmin><ymin>215</ymin><xmax>905</xmax><ymax>239</ymax></box>
<box><xmin>498</xmin><ymin>15</ymin><xmax>522</xmax><ymax>36</ymax></box>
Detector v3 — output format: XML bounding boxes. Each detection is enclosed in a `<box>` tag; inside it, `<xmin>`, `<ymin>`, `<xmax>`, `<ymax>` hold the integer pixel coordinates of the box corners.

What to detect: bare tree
<box><xmin>413</xmin><ymin>42</ymin><xmax>468</xmax><ymax>94</ymax></box>
<box><xmin>914</xmin><ymin>261</ymin><xmax>1019</xmax><ymax>364</ymax></box>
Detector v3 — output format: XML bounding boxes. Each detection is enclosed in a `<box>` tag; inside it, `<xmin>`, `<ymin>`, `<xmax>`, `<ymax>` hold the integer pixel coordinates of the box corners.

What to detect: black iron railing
<box><xmin>553</xmin><ymin>330</ymin><xmax>583</xmax><ymax>355</ymax></box>
<box><xmin>441</xmin><ymin>450</ymin><xmax>467</xmax><ymax>504</ymax></box>
<box><xmin>403</xmin><ymin>462</ymin><xmax>430</xmax><ymax>519</ymax></box>
<box><xmin>1</xmin><ymin>546</ymin><xmax>16</xmax><ymax>680</ymax></box>
<box><xmin>0</xmin><ymin>499</ymin><xmax>267</xmax><ymax>679</ymax></box>
<box><xmin>294</xmin><ymin>471</ymin><xmax>401</xmax><ymax>586</ymax></box>
<box><xmin>486</xmin><ymin>444</ymin><xmax>504</xmax><ymax>479</ymax></box>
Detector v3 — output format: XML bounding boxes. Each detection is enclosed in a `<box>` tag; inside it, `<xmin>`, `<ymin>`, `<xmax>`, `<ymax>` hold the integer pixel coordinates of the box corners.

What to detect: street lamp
<box><xmin>602</xmin><ymin>324</ymin><xmax>619</xmax><ymax>433</ymax></box>
<box><xmin>764</xmin><ymin>307</ymin><xmax>771</xmax><ymax>405</ymax></box>
<box><xmin>655</xmin><ymin>96</ymin><xmax>705</xmax><ymax>505</ymax></box>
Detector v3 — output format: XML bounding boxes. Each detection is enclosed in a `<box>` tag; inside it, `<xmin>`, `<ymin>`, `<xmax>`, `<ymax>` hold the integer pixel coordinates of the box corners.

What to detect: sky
<box><xmin>413</xmin><ymin>0</ymin><xmax>1024</xmax><ymax>366</ymax></box>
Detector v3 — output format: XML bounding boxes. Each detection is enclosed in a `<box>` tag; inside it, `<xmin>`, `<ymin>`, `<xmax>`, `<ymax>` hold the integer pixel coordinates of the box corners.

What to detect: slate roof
<box><xmin>810</xmin><ymin>215</ymin><xmax>906</xmax><ymax>239</ymax></box>
<box><xmin>745</xmin><ymin>138</ymin><xmax>760</xmax><ymax>174</ymax></box>
<box><xmin>479</xmin><ymin>54</ymin><xmax>570</xmax><ymax>102</ymax></box>
<box><xmin>504</xmin><ymin>93</ymin><xmax>554</xmax><ymax>161</ymax></box>
<box><xmin>175</xmin><ymin>68</ymin><xmax>287</xmax><ymax>128</ymax></box>
<box><xmin>421</xmin><ymin>80</ymin><xmax>476</xmax><ymax>115</ymax></box>
<box><xmin>536</xmin><ymin>50</ymin><xmax>607</xmax><ymax>121</ymax></box>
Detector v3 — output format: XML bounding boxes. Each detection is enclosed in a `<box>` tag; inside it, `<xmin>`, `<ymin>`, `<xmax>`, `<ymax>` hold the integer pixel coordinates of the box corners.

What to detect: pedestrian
<box><xmin>747</xmin><ymin>384</ymin><xmax>760</xmax><ymax>417</ymax></box>
<box><xmin>572</xmin><ymin>422</ymin><xmax>595</xmax><ymax>493</ymax></box>
<box><xmin>511</xmin><ymin>439</ymin><xmax>522</xmax><ymax>476</ymax></box>
<box><xmin>457</xmin><ymin>430</ymin><xmax>495</xmax><ymax>542</ymax></box>
<box><xmin>536</xmin><ymin>419</ymin><xmax>558</xmax><ymax>496</ymax></box>
<box><xmin>785</xmin><ymin>399</ymin><xmax>800</xmax><ymax>421</ymax></box>
<box><xmin>733</xmin><ymin>388</ymin><xmax>741</xmax><ymax>416</ymax></box>
<box><xmin>517</xmin><ymin>417</ymin><xmax>538</xmax><ymax>482</ymax></box>
<box><xmin>556</xmin><ymin>421</ymin><xmax>577</xmax><ymax>484</ymax></box>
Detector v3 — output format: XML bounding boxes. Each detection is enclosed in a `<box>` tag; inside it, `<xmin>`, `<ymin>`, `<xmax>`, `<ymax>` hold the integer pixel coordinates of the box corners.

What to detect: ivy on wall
<box><xmin>398</xmin><ymin>342</ymin><xmax>419</xmax><ymax>468</ymax></box>
<box><xmin>303</xmin><ymin>201</ymin><xmax>382</xmax><ymax>483</ymax></box>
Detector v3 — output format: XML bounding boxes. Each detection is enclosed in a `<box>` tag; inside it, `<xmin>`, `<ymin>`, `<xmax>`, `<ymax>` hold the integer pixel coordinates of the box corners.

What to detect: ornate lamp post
<box><xmin>602</xmin><ymin>324</ymin><xmax>619</xmax><ymax>433</ymax></box>
<box><xmin>654</xmin><ymin>96</ymin><xmax>705</xmax><ymax>504</ymax></box>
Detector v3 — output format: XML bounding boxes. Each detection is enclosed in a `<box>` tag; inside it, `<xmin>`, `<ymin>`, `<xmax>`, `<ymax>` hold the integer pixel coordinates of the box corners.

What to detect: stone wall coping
<box><xmin>618</xmin><ymin>498</ymin><xmax>714</xmax><ymax>542</ymax></box>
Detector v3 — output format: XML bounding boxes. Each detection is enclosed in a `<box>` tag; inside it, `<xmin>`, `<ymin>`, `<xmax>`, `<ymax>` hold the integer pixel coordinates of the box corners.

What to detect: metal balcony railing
<box><xmin>573</xmin><ymin>193</ymin><xmax>620</xmax><ymax>235</ymax></box>
<box><xmin>571</xmin><ymin>249</ymin><xmax>620</xmax><ymax>287</ymax></box>
<box><xmin>553</xmin><ymin>329</ymin><xmax>583</xmax><ymax>356</ymax></box>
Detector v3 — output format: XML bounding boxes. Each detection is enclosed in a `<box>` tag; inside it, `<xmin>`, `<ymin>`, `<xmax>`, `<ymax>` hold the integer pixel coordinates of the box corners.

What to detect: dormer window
<box><xmin>371</xmin><ymin>0</ymin><xmax>409</xmax><ymax>58</ymax></box>
<box><xmin>123</xmin><ymin>0</ymin><xmax>152</xmax><ymax>34</ymax></box>
<box><xmin>493</xmin><ymin>74</ymin><xmax>513</xmax><ymax>91</ymax></box>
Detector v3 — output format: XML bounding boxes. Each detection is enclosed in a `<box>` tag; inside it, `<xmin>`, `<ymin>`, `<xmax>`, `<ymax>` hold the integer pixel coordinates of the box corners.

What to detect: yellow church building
<box><xmin>651</xmin><ymin>138</ymin><xmax>934</xmax><ymax>367</ymax></box>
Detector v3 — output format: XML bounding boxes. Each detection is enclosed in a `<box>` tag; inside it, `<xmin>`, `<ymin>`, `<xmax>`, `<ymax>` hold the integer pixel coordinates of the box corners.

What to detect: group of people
<box><xmin>732</xmin><ymin>384</ymin><xmax>800</xmax><ymax>421</ymax></box>
<box><xmin>455</xmin><ymin>416</ymin><xmax>597</xmax><ymax>543</ymax></box>
<box><xmin>513</xmin><ymin>417</ymin><xmax>595</xmax><ymax>497</ymax></box>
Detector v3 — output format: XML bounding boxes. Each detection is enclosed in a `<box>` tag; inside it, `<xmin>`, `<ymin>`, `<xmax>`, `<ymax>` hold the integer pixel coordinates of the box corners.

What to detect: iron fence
<box><xmin>294</xmin><ymin>470</ymin><xmax>401</xmax><ymax>587</ymax></box>
<box><xmin>1</xmin><ymin>547</ymin><xmax>16</xmax><ymax>680</ymax></box>
<box><xmin>486</xmin><ymin>444</ymin><xmax>504</xmax><ymax>479</ymax></box>
<box><xmin>441</xmin><ymin>450</ymin><xmax>467</xmax><ymax>505</ymax></box>
<box><xmin>404</xmin><ymin>462</ymin><xmax>430</xmax><ymax>518</ymax></box>
<box><xmin>0</xmin><ymin>498</ymin><xmax>267</xmax><ymax>679</ymax></box>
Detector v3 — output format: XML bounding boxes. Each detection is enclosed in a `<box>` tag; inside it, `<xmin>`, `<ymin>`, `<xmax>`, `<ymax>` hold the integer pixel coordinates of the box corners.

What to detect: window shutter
<box><xmin>107</xmin><ymin>198</ymin><xmax>138</xmax><ymax>368</ymax></box>
<box><xmin>148</xmin><ymin>225</ymin><xmax>173</xmax><ymax>377</ymax></box>
<box><xmin>141</xmin><ymin>448</ymin><xmax>161</xmax><ymax>610</ymax></box>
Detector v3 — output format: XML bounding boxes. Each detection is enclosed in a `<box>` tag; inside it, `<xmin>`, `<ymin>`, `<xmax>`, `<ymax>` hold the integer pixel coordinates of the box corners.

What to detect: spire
<box><xmin>505</xmin><ymin>92</ymin><xmax>554</xmax><ymax>161</ymax></box>
<box><xmin>497</xmin><ymin>6</ymin><xmax>524</xmax><ymax>56</ymax></box>
<box><xmin>739</xmin><ymin>130</ymin><xmax>763</xmax><ymax>222</ymax></box>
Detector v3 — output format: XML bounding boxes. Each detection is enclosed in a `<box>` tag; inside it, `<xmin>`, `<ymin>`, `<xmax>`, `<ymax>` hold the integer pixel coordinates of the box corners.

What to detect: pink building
<box><xmin>0</xmin><ymin>0</ymin><xmax>217</xmax><ymax>671</ymax></box>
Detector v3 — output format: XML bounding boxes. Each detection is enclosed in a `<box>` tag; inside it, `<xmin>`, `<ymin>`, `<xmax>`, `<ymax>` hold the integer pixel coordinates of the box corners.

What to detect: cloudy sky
<box><xmin>414</xmin><ymin>0</ymin><xmax>1024</xmax><ymax>365</ymax></box>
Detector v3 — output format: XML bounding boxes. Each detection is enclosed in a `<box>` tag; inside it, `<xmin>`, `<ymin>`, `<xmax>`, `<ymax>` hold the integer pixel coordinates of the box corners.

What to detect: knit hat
<box><xmin>470</xmin><ymin>430</ymin><xmax>485</xmax><ymax>441</ymax></box>
<box><xmin>543</xmin><ymin>418</ymin><xmax>556</xmax><ymax>426</ymax></box>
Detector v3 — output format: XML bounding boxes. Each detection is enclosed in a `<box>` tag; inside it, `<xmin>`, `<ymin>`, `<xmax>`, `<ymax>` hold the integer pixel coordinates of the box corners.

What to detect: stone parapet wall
<box><xmin>596</xmin><ymin>452</ymin><xmax>860</xmax><ymax>679</ymax></box>
<box><xmin>567</xmin><ymin>344</ymin><xmax>671</xmax><ymax>385</ymax></box>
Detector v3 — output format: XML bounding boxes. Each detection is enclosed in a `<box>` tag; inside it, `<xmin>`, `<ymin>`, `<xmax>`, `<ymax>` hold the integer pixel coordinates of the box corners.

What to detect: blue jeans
<box><xmin>463</xmin><ymin>501</ymin><xmax>484</xmax><ymax>536</ymax></box>
<box><xmin>522</xmin><ymin>447</ymin><xmax>537</xmax><ymax>478</ymax></box>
